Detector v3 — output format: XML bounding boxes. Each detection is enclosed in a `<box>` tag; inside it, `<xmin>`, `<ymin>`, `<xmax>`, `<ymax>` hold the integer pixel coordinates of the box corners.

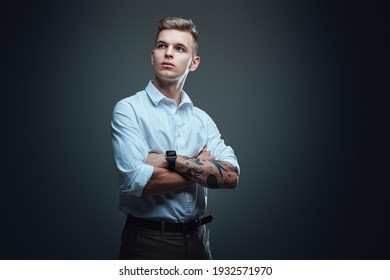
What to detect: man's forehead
<box><xmin>156</xmin><ymin>29</ymin><xmax>194</xmax><ymax>46</ymax></box>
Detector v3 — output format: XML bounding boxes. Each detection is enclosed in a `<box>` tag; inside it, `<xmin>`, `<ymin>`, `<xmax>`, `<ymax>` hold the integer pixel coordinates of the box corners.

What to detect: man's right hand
<box><xmin>196</xmin><ymin>146</ymin><xmax>214</xmax><ymax>161</ymax></box>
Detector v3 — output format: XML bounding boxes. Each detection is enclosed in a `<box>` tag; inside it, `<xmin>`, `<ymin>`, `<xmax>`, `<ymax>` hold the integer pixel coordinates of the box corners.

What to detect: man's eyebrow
<box><xmin>175</xmin><ymin>43</ymin><xmax>188</xmax><ymax>49</ymax></box>
<box><xmin>156</xmin><ymin>40</ymin><xmax>167</xmax><ymax>45</ymax></box>
<box><xmin>156</xmin><ymin>40</ymin><xmax>188</xmax><ymax>49</ymax></box>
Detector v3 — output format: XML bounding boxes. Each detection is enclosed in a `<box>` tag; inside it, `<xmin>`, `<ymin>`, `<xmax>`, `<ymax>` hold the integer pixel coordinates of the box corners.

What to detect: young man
<box><xmin>111</xmin><ymin>17</ymin><xmax>240</xmax><ymax>259</ymax></box>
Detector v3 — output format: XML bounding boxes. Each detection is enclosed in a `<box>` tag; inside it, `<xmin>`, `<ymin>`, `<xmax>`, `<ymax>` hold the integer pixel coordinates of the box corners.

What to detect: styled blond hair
<box><xmin>156</xmin><ymin>17</ymin><xmax>199</xmax><ymax>55</ymax></box>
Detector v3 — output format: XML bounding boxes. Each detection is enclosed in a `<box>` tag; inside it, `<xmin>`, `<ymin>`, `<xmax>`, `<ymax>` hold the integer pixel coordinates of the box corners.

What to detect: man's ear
<box><xmin>151</xmin><ymin>50</ymin><xmax>155</xmax><ymax>65</ymax></box>
<box><xmin>189</xmin><ymin>56</ymin><xmax>200</xmax><ymax>72</ymax></box>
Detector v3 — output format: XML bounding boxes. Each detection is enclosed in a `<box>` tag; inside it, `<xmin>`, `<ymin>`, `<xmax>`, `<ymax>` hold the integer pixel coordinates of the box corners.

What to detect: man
<box><xmin>111</xmin><ymin>17</ymin><xmax>240</xmax><ymax>260</ymax></box>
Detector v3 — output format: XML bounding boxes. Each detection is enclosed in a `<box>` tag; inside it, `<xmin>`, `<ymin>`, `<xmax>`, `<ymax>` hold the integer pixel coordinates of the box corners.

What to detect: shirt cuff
<box><xmin>121</xmin><ymin>164</ymin><xmax>154</xmax><ymax>197</ymax></box>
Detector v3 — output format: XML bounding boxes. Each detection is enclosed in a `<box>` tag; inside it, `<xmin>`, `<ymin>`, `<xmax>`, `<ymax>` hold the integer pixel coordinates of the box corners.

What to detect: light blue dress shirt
<box><xmin>111</xmin><ymin>81</ymin><xmax>240</xmax><ymax>222</ymax></box>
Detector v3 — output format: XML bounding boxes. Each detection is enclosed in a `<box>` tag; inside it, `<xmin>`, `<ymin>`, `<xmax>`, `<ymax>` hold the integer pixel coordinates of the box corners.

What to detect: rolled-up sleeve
<box><xmin>205</xmin><ymin>114</ymin><xmax>240</xmax><ymax>177</ymax></box>
<box><xmin>111</xmin><ymin>101</ymin><xmax>153</xmax><ymax>197</ymax></box>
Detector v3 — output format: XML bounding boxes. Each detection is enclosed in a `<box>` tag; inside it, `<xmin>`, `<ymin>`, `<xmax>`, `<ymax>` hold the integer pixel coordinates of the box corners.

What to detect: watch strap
<box><xmin>166</xmin><ymin>150</ymin><xmax>177</xmax><ymax>171</ymax></box>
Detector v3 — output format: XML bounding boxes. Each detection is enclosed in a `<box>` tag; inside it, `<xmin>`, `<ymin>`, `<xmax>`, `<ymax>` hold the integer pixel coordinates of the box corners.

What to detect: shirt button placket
<box><xmin>175</xmin><ymin>113</ymin><xmax>185</xmax><ymax>153</ymax></box>
<box><xmin>175</xmin><ymin>110</ymin><xmax>192</xmax><ymax>220</ymax></box>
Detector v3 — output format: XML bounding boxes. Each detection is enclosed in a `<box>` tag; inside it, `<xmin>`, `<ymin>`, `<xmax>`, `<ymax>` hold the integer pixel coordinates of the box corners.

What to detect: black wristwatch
<box><xmin>166</xmin><ymin>150</ymin><xmax>177</xmax><ymax>171</ymax></box>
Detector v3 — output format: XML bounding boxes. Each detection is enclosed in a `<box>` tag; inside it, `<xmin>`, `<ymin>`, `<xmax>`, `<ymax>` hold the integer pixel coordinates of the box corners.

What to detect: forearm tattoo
<box><xmin>211</xmin><ymin>160</ymin><xmax>228</xmax><ymax>177</ymax></box>
<box><xmin>194</xmin><ymin>158</ymin><xmax>204</xmax><ymax>166</ymax></box>
<box><xmin>183</xmin><ymin>167</ymin><xmax>203</xmax><ymax>178</ymax></box>
<box><xmin>207</xmin><ymin>174</ymin><xmax>219</xmax><ymax>188</ymax></box>
<box><xmin>178</xmin><ymin>157</ymin><xmax>236</xmax><ymax>189</ymax></box>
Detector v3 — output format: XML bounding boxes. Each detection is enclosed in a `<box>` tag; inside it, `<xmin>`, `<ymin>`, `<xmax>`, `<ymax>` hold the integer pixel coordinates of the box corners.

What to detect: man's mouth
<box><xmin>162</xmin><ymin>62</ymin><xmax>174</xmax><ymax>67</ymax></box>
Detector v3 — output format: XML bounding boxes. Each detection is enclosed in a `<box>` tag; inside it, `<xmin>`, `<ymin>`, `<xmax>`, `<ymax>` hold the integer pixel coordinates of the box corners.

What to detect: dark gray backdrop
<box><xmin>2</xmin><ymin>0</ymin><xmax>389</xmax><ymax>259</ymax></box>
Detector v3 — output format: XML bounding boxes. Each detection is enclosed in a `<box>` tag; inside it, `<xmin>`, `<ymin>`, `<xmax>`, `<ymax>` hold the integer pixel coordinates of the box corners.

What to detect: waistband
<box><xmin>126</xmin><ymin>215</ymin><xmax>213</xmax><ymax>233</ymax></box>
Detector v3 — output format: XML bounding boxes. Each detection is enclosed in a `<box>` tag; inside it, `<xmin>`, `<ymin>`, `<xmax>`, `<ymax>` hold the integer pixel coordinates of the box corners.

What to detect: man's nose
<box><xmin>165</xmin><ymin>46</ymin><xmax>173</xmax><ymax>58</ymax></box>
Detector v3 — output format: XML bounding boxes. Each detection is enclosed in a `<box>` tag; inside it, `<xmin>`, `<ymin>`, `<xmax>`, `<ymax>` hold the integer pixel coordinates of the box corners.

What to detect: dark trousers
<box><xmin>119</xmin><ymin>219</ymin><xmax>212</xmax><ymax>260</ymax></box>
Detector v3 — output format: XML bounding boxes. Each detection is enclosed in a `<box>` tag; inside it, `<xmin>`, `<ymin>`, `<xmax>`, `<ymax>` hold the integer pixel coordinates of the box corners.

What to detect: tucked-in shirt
<box><xmin>111</xmin><ymin>81</ymin><xmax>240</xmax><ymax>222</ymax></box>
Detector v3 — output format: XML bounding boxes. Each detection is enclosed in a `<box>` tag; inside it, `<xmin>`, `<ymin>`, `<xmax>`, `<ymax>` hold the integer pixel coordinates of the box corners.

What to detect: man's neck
<box><xmin>152</xmin><ymin>76</ymin><xmax>185</xmax><ymax>106</ymax></box>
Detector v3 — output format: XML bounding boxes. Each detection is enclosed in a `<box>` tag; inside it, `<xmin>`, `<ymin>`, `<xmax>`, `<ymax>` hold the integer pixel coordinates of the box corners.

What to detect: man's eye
<box><xmin>177</xmin><ymin>47</ymin><xmax>185</xmax><ymax>52</ymax></box>
<box><xmin>157</xmin><ymin>44</ymin><xmax>165</xmax><ymax>49</ymax></box>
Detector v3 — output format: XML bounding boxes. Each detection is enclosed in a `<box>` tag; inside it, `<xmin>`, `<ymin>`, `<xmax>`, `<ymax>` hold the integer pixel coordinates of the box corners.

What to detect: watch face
<box><xmin>166</xmin><ymin>150</ymin><xmax>176</xmax><ymax>157</ymax></box>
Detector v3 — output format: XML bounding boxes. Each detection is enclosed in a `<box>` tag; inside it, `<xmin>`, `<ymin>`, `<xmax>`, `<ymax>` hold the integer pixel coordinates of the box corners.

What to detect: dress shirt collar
<box><xmin>145</xmin><ymin>81</ymin><xmax>193</xmax><ymax>109</ymax></box>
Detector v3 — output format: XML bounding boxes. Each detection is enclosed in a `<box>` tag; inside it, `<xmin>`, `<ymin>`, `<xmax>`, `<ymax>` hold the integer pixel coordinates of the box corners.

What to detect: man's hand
<box><xmin>196</xmin><ymin>146</ymin><xmax>214</xmax><ymax>161</ymax></box>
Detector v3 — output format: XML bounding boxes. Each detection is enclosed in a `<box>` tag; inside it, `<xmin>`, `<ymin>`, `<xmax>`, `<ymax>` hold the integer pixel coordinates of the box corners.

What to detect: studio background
<box><xmin>2</xmin><ymin>0</ymin><xmax>389</xmax><ymax>259</ymax></box>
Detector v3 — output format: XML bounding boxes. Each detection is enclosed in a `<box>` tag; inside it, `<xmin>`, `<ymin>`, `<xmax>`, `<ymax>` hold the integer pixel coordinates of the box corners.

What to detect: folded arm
<box><xmin>146</xmin><ymin>147</ymin><xmax>238</xmax><ymax>190</ymax></box>
<box><xmin>176</xmin><ymin>156</ymin><xmax>238</xmax><ymax>189</ymax></box>
<box><xmin>142</xmin><ymin>167</ymin><xmax>194</xmax><ymax>196</ymax></box>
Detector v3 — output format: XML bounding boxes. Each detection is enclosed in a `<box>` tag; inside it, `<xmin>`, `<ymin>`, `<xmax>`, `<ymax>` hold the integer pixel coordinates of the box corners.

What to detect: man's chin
<box><xmin>155</xmin><ymin>74</ymin><xmax>182</xmax><ymax>83</ymax></box>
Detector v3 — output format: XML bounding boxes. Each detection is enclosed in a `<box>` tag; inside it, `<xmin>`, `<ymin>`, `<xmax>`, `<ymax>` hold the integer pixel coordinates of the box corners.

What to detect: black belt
<box><xmin>126</xmin><ymin>215</ymin><xmax>213</xmax><ymax>233</ymax></box>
